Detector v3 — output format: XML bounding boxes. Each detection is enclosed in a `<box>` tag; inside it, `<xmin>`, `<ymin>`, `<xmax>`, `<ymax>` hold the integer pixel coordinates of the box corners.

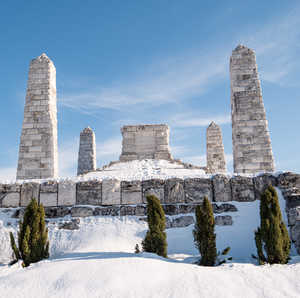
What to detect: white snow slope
<box><xmin>1</xmin><ymin>204</ymin><xmax>300</xmax><ymax>298</ymax></box>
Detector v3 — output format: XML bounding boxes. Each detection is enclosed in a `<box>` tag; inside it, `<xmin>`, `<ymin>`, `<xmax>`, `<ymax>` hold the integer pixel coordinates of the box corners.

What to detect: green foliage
<box><xmin>10</xmin><ymin>198</ymin><xmax>49</xmax><ymax>267</ymax></box>
<box><xmin>142</xmin><ymin>195</ymin><xmax>167</xmax><ymax>258</ymax></box>
<box><xmin>193</xmin><ymin>197</ymin><xmax>217</xmax><ymax>266</ymax></box>
<box><xmin>254</xmin><ymin>185</ymin><xmax>291</xmax><ymax>265</ymax></box>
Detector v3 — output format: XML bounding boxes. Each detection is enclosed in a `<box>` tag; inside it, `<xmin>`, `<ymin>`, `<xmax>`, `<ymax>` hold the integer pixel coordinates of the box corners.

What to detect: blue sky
<box><xmin>0</xmin><ymin>0</ymin><xmax>300</xmax><ymax>179</ymax></box>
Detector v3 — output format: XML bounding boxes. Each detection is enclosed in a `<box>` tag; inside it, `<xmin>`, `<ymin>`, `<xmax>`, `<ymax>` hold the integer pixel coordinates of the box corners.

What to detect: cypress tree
<box><xmin>142</xmin><ymin>194</ymin><xmax>167</xmax><ymax>258</ymax></box>
<box><xmin>193</xmin><ymin>197</ymin><xmax>217</xmax><ymax>266</ymax></box>
<box><xmin>255</xmin><ymin>185</ymin><xmax>290</xmax><ymax>264</ymax></box>
<box><xmin>10</xmin><ymin>198</ymin><xmax>49</xmax><ymax>267</ymax></box>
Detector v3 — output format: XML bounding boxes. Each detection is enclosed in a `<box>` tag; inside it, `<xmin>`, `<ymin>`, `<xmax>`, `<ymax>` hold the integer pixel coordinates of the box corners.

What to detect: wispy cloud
<box><xmin>170</xmin><ymin>113</ymin><xmax>231</xmax><ymax>128</ymax></box>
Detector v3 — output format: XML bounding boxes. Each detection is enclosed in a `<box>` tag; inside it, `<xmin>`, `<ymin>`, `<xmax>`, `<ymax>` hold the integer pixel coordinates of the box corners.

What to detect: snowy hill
<box><xmin>1</xmin><ymin>209</ymin><xmax>300</xmax><ymax>297</ymax></box>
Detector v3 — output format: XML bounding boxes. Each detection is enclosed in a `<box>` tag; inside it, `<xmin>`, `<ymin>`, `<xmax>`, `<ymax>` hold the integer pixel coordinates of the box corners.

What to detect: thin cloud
<box><xmin>0</xmin><ymin>167</ymin><xmax>17</xmax><ymax>182</ymax></box>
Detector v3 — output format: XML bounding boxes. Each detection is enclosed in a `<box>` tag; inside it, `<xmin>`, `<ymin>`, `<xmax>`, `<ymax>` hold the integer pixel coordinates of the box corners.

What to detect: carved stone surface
<box><xmin>17</xmin><ymin>53</ymin><xmax>58</xmax><ymax>179</ymax></box>
<box><xmin>44</xmin><ymin>206</ymin><xmax>70</xmax><ymax>218</ymax></box>
<box><xmin>119</xmin><ymin>124</ymin><xmax>172</xmax><ymax>161</ymax></box>
<box><xmin>20</xmin><ymin>182</ymin><xmax>40</xmax><ymax>206</ymax></box>
<box><xmin>230</xmin><ymin>45</ymin><xmax>275</xmax><ymax>174</ymax></box>
<box><xmin>184</xmin><ymin>178</ymin><xmax>213</xmax><ymax>203</ymax></box>
<box><xmin>163</xmin><ymin>204</ymin><xmax>179</xmax><ymax>216</ymax></box>
<box><xmin>171</xmin><ymin>216</ymin><xmax>194</xmax><ymax>228</ymax></box>
<box><xmin>0</xmin><ymin>184</ymin><xmax>21</xmax><ymax>207</ymax></box>
<box><xmin>102</xmin><ymin>179</ymin><xmax>121</xmax><ymax>205</ymax></box>
<box><xmin>58</xmin><ymin>181</ymin><xmax>76</xmax><ymax>206</ymax></box>
<box><xmin>142</xmin><ymin>179</ymin><xmax>165</xmax><ymax>203</ymax></box>
<box><xmin>164</xmin><ymin>178</ymin><xmax>185</xmax><ymax>203</ymax></box>
<box><xmin>59</xmin><ymin>218</ymin><xmax>80</xmax><ymax>230</ymax></box>
<box><xmin>231</xmin><ymin>176</ymin><xmax>255</xmax><ymax>202</ymax></box>
<box><xmin>93</xmin><ymin>206</ymin><xmax>120</xmax><ymax>216</ymax></box>
<box><xmin>71</xmin><ymin>206</ymin><xmax>94</xmax><ymax>217</ymax></box>
<box><xmin>178</xmin><ymin>204</ymin><xmax>197</xmax><ymax>214</ymax></box>
<box><xmin>206</xmin><ymin>122</ymin><xmax>226</xmax><ymax>174</ymax></box>
<box><xmin>212</xmin><ymin>174</ymin><xmax>232</xmax><ymax>202</ymax></box>
<box><xmin>76</xmin><ymin>180</ymin><xmax>102</xmax><ymax>205</ymax></box>
<box><xmin>253</xmin><ymin>174</ymin><xmax>278</xmax><ymax>198</ymax></box>
<box><xmin>215</xmin><ymin>215</ymin><xmax>233</xmax><ymax>226</ymax></box>
<box><xmin>121</xmin><ymin>181</ymin><xmax>142</xmax><ymax>205</ymax></box>
<box><xmin>40</xmin><ymin>193</ymin><xmax>57</xmax><ymax>207</ymax></box>
<box><xmin>120</xmin><ymin>205</ymin><xmax>136</xmax><ymax>216</ymax></box>
<box><xmin>77</xmin><ymin>127</ymin><xmax>96</xmax><ymax>175</ymax></box>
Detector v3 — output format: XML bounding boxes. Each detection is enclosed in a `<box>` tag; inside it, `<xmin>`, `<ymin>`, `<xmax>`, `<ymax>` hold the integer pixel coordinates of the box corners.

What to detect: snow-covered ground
<box><xmin>84</xmin><ymin>159</ymin><xmax>208</xmax><ymax>181</ymax></box>
<box><xmin>0</xmin><ymin>196</ymin><xmax>300</xmax><ymax>298</ymax></box>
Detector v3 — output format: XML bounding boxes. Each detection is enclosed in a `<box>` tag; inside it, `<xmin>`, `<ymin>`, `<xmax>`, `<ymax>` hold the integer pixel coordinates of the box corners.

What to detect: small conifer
<box><xmin>142</xmin><ymin>194</ymin><xmax>167</xmax><ymax>257</ymax></box>
<box><xmin>10</xmin><ymin>198</ymin><xmax>49</xmax><ymax>267</ymax></box>
<box><xmin>193</xmin><ymin>197</ymin><xmax>217</xmax><ymax>266</ymax></box>
<box><xmin>255</xmin><ymin>185</ymin><xmax>290</xmax><ymax>264</ymax></box>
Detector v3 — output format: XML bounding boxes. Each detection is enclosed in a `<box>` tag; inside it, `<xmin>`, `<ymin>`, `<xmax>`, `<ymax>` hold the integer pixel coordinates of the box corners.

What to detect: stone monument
<box><xmin>17</xmin><ymin>54</ymin><xmax>58</xmax><ymax>179</ymax></box>
<box><xmin>230</xmin><ymin>45</ymin><xmax>275</xmax><ymax>174</ymax></box>
<box><xmin>77</xmin><ymin>127</ymin><xmax>97</xmax><ymax>175</ymax></box>
<box><xmin>206</xmin><ymin>121</ymin><xmax>226</xmax><ymax>173</ymax></box>
<box><xmin>119</xmin><ymin>124</ymin><xmax>172</xmax><ymax>162</ymax></box>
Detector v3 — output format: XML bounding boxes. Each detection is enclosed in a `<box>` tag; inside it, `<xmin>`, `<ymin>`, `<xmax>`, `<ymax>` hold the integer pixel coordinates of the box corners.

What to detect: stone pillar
<box><xmin>230</xmin><ymin>45</ymin><xmax>275</xmax><ymax>174</ymax></box>
<box><xmin>206</xmin><ymin>121</ymin><xmax>226</xmax><ymax>173</ymax></box>
<box><xmin>77</xmin><ymin>127</ymin><xmax>96</xmax><ymax>175</ymax></box>
<box><xmin>17</xmin><ymin>54</ymin><xmax>58</xmax><ymax>179</ymax></box>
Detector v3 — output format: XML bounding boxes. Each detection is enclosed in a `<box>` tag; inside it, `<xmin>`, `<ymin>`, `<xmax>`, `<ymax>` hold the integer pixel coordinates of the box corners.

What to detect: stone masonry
<box><xmin>206</xmin><ymin>121</ymin><xmax>226</xmax><ymax>173</ymax></box>
<box><xmin>77</xmin><ymin>127</ymin><xmax>96</xmax><ymax>175</ymax></box>
<box><xmin>230</xmin><ymin>45</ymin><xmax>275</xmax><ymax>174</ymax></box>
<box><xmin>17</xmin><ymin>53</ymin><xmax>58</xmax><ymax>179</ymax></box>
<box><xmin>119</xmin><ymin>124</ymin><xmax>172</xmax><ymax>162</ymax></box>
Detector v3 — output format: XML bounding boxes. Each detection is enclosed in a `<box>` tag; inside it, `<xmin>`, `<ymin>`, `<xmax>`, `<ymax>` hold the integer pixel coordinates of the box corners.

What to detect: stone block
<box><xmin>58</xmin><ymin>181</ymin><xmax>76</xmax><ymax>206</ymax></box>
<box><xmin>135</xmin><ymin>205</ymin><xmax>147</xmax><ymax>216</ymax></box>
<box><xmin>231</xmin><ymin>176</ymin><xmax>255</xmax><ymax>202</ymax></box>
<box><xmin>253</xmin><ymin>174</ymin><xmax>277</xmax><ymax>198</ymax></box>
<box><xmin>59</xmin><ymin>219</ymin><xmax>80</xmax><ymax>230</ymax></box>
<box><xmin>178</xmin><ymin>204</ymin><xmax>197</xmax><ymax>214</ymax></box>
<box><xmin>212</xmin><ymin>174</ymin><xmax>232</xmax><ymax>202</ymax></box>
<box><xmin>93</xmin><ymin>206</ymin><xmax>120</xmax><ymax>216</ymax></box>
<box><xmin>102</xmin><ymin>179</ymin><xmax>121</xmax><ymax>205</ymax></box>
<box><xmin>142</xmin><ymin>179</ymin><xmax>165</xmax><ymax>203</ymax></box>
<box><xmin>121</xmin><ymin>181</ymin><xmax>142</xmax><ymax>204</ymax></box>
<box><xmin>1</xmin><ymin>193</ymin><xmax>20</xmax><ymax>207</ymax></box>
<box><xmin>20</xmin><ymin>182</ymin><xmax>40</xmax><ymax>206</ymax></box>
<box><xmin>215</xmin><ymin>215</ymin><xmax>233</xmax><ymax>226</ymax></box>
<box><xmin>278</xmin><ymin>172</ymin><xmax>300</xmax><ymax>190</ymax></box>
<box><xmin>164</xmin><ymin>178</ymin><xmax>185</xmax><ymax>203</ymax></box>
<box><xmin>184</xmin><ymin>178</ymin><xmax>213</xmax><ymax>203</ymax></box>
<box><xmin>40</xmin><ymin>193</ymin><xmax>57</xmax><ymax>207</ymax></box>
<box><xmin>71</xmin><ymin>206</ymin><xmax>94</xmax><ymax>217</ymax></box>
<box><xmin>287</xmin><ymin>207</ymin><xmax>300</xmax><ymax>226</ymax></box>
<box><xmin>76</xmin><ymin>180</ymin><xmax>102</xmax><ymax>205</ymax></box>
<box><xmin>44</xmin><ymin>206</ymin><xmax>70</xmax><ymax>218</ymax></box>
<box><xmin>163</xmin><ymin>204</ymin><xmax>178</xmax><ymax>215</ymax></box>
<box><xmin>40</xmin><ymin>181</ymin><xmax>58</xmax><ymax>193</ymax></box>
<box><xmin>120</xmin><ymin>206</ymin><xmax>136</xmax><ymax>216</ymax></box>
<box><xmin>171</xmin><ymin>216</ymin><xmax>194</xmax><ymax>228</ymax></box>
<box><xmin>213</xmin><ymin>203</ymin><xmax>238</xmax><ymax>214</ymax></box>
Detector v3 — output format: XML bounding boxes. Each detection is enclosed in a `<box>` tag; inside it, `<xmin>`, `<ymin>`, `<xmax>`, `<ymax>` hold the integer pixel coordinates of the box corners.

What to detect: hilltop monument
<box><xmin>119</xmin><ymin>124</ymin><xmax>172</xmax><ymax>162</ymax></box>
<box><xmin>206</xmin><ymin>122</ymin><xmax>226</xmax><ymax>173</ymax></box>
<box><xmin>16</xmin><ymin>54</ymin><xmax>58</xmax><ymax>179</ymax></box>
<box><xmin>77</xmin><ymin>127</ymin><xmax>97</xmax><ymax>175</ymax></box>
<box><xmin>230</xmin><ymin>45</ymin><xmax>275</xmax><ymax>174</ymax></box>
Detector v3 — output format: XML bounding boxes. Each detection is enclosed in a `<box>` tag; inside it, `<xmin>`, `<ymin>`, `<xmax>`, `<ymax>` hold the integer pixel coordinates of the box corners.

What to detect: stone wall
<box><xmin>3</xmin><ymin>172</ymin><xmax>300</xmax><ymax>250</ymax></box>
<box><xmin>230</xmin><ymin>45</ymin><xmax>275</xmax><ymax>174</ymax></box>
<box><xmin>119</xmin><ymin>124</ymin><xmax>172</xmax><ymax>162</ymax></box>
<box><xmin>17</xmin><ymin>53</ymin><xmax>58</xmax><ymax>180</ymax></box>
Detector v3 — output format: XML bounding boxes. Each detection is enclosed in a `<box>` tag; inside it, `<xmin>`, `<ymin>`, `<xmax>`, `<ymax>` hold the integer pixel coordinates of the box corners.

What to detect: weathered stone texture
<box><xmin>230</xmin><ymin>45</ymin><xmax>275</xmax><ymax>174</ymax></box>
<box><xmin>119</xmin><ymin>124</ymin><xmax>172</xmax><ymax>162</ymax></box>
<box><xmin>215</xmin><ymin>215</ymin><xmax>233</xmax><ymax>226</ymax></box>
<box><xmin>253</xmin><ymin>174</ymin><xmax>277</xmax><ymax>199</ymax></box>
<box><xmin>0</xmin><ymin>184</ymin><xmax>21</xmax><ymax>207</ymax></box>
<box><xmin>164</xmin><ymin>179</ymin><xmax>185</xmax><ymax>203</ymax></box>
<box><xmin>71</xmin><ymin>206</ymin><xmax>94</xmax><ymax>217</ymax></box>
<box><xmin>231</xmin><ymin>176</ymin><xmax>255</xmax><ymax>202</ymax></box>
<box><xmin>184</xmin><ymin>178</ymin><xmax>213</xmax><ymax>203</ymax></box>
<box><xmin>76</xmin><ymin>180</ymin><xmax>102</xmax><ymax>205</ymax></box>
<box><xmin>206</xmin><ymin>122</ymin><xmax>226</xmax><ymax>174</ymax></box>
<box><xmin>40</xmin><ymin>181</ymin><xmax>57</xmax><ymax>207</ymax></box>
<box><xmin>77</xmin><ymin>127</ymin><xmax>96</xmax><ymax>175</ymax></box>
<box><xmin>277</xmin><ymin>172</ymin><xmax>300</xmax><ymax>190</ymax></box>
<box><xmin>20</xmin><ymin>182</ymin><xmax>40</xmax><ymax>206</ymax></box>
<box><xmin>17</xmin><ymin>53</ymin><xmax>58</xmax><ymax>179</ymax></box>
<box><xmin>212</xmin><ymin>174</ymin><xmax>232</xmax><ymax>202</ymax></box>
<box><xmin>142</xmin><ymin>179</ymin><xmax>165</xmax><ymax>203</ymax></box>
<box><xmin>102</xmin><ymin>179</ymin><xmax>121</xmax><ymax>205</ymax></box>
<box><xmin>58</xmin><ymin>181</ymin><xmax>76</xmax><ymax>206</ymax></box>
<box><xmin>121</xmin><ymin>181</ymin><xmax>142</xmax><ymax>204</ymax></box>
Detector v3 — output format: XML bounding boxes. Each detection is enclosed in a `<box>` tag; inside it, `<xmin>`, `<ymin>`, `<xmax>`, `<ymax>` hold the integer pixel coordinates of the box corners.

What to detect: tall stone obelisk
<box><xmin>17</xmin><ymin>54</ymin><xmax>58</xmax><ymax>179</ymax></box>
<box><xmin>206</xmin><ymin>121</ymin><xmax>226</xmax><ymax>173</ymax></box>
<box><xmin>230</xmin><ymin>45</ymin><xmax>275</xmax><ymax>174</ymax></box>
<box><xmin>77</xmin><ymin>127</ymin><xmax>97</xmax><ymax>175</ymax></box>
